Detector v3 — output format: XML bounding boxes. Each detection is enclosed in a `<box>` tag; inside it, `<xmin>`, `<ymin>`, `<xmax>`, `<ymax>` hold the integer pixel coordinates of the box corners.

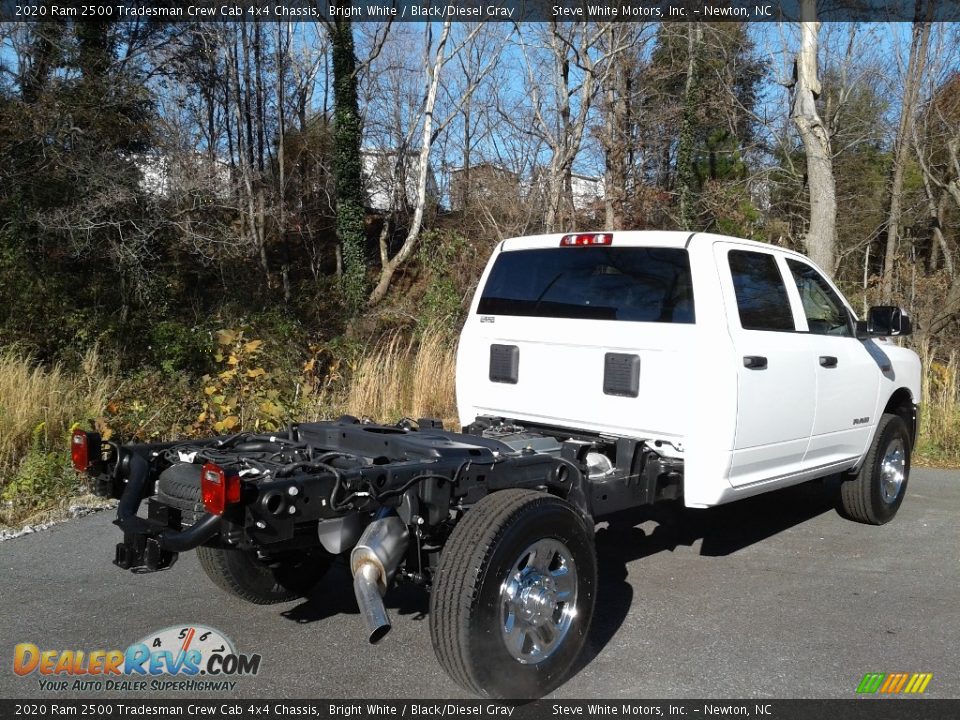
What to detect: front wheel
<box><xmin>429</xmin><ymin>489</ymin><xmax>596</xmax><ymax>698</ymax></box>
<box><xmin>838</xmin><ymin>413</ymin><xmax>911</xmax><ymax>525</ymax></box>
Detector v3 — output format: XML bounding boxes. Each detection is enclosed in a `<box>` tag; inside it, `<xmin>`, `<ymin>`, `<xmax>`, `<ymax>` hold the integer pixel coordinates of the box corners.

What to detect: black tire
<box><xmin>158</xmin><ymin>463</ymin><xmax>331</xmax><ymax>603</ymax></box>
<box><xmin>196</xmin><ymin>545</ymin><xmax>330</xmax><ymax>605</ymax></box>
<box><xmin>430</xmin><ymin>489</ymin><xmax>596</xmax><ymax>699</ymax></box>
<box><xmin>838</xmin><ymin>413</ymin><xmax>911</xmax><ymax>525</ymax></box>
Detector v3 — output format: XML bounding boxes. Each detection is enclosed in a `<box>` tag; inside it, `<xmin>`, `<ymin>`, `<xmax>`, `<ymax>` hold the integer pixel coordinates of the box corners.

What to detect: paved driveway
<box><xmin>1</xmin><ymin>469</ymin><xmax>957</xmax><ymax>699</ymax></box>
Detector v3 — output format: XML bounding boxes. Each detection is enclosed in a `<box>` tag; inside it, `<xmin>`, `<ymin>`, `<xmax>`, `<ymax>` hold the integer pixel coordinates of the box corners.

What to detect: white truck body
<box><xmin>457</xmin><ymin>231</ymin><xmax>921</xmax><ymax>508</ymax></box>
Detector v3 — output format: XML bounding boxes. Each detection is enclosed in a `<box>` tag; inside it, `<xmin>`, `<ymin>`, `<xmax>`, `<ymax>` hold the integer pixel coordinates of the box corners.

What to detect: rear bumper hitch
<box><xmin>112</xmin><ymin>449</ymin><xmax>222</xmax><ymax>571</ymax></box>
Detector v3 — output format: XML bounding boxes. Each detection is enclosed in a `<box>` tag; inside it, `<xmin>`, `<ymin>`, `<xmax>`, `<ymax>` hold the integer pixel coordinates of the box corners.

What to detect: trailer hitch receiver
<box><xmin>114</xmin><ymin>533</ymin><xmax>178</xmax><ymax>572</ymax></box>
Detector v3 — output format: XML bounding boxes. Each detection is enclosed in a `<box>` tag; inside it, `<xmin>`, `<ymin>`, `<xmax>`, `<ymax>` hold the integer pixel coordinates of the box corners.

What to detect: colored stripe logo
<box><xmin>857</xmin><ymin>672</ymin><xmax>932</xmax><ymax>694</ymax></box>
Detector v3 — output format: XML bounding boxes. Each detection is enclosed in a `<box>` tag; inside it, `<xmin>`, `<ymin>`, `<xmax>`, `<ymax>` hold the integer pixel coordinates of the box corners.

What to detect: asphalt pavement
<box><xmin>1</xmin><ymin>469</ymin><xmax>957</xmax><ymax>699</ymax></box>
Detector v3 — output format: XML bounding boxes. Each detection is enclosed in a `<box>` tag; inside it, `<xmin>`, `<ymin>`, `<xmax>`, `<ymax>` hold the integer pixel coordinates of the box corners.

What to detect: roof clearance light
<box><xmin>560</xmin><ymin>233</ymin><xmax>613</xmax><ymax>247</ymax></box>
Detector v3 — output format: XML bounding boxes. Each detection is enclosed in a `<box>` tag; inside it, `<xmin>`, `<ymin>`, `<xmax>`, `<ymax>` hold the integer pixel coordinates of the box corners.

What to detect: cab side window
<box><xmin>785</xmin><ymin>259</ymin><xmax>853</xmax><ymax>337</ymax></box>
<box><xmin>728</xmin><ymin>250</ymin><xmax>796</xmax><ymax>331</ymax></box>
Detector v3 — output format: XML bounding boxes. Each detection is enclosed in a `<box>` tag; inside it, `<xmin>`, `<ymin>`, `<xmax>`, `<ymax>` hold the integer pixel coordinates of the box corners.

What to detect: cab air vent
<box><xmin>603</xmin><ymin>353</ymin><xmax>640</xmax><ymax>397</ymax></box>
<box><xmin>489</xmin><ymin>344</ymin><xmax>519</xmax><ymax>384</ymax></box>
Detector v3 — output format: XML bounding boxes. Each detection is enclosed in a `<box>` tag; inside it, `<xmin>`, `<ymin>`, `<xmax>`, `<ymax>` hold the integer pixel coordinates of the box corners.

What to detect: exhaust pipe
<box><xmin>353</xmin><ymin>564</ymin><xmax>392</xmax><ymax>643</ymax></box>
<box><xmin>350</xmin><ymin>516</ymin><xmax>409</xmax><ymax>644</ymax></box>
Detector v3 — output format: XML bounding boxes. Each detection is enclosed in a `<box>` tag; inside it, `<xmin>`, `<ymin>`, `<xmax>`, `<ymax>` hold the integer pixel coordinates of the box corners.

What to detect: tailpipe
<box><xmin>350</xmin><ymin>516</ymin><xmax>410</xmax><ymax>644</ymax></box>
<box><xmin>353</xmin><ymin>564</ymin><xmax>391</xmax><ymax>643</ymax></box>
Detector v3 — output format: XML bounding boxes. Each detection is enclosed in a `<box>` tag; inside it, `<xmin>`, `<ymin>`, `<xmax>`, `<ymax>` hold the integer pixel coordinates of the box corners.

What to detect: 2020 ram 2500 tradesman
<box><xmin>73</xmin><ymin>231</ymin><xmax>921</xmax><ymax>698</ymax></box>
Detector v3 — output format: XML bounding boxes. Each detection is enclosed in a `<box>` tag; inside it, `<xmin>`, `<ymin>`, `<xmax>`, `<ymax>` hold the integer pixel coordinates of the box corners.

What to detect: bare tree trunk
<box><xmin>535</xmin><ymin>23</ymin><xmax>610</xmax><ymax>233</ymax></box>
<box><xmin>228</xmin><ymin>26</ymin><xmax>269</xmax><ymax>284</ymax></box>
<box><xmin>790</xmin><ymin>0</ymin><xmax>837</xmax><ymax>275</ymax></box>
<box><xmin>276</xmin><ymin>23</ymin><xmax>291</xmax><ymax>302</ymax></box>
<box><xmin>543</xmin><ymin>25</ymin><xmax>572</xmax><ymax>233</ymax></box>
<box><xmin>458</xmin><ymin>39</ymin><xmax>473</xmax><ymax>213</ymax></box>
<box><xmin>911</xmin><ymin>78</ymin><xmax>957</xmax><ymax>278</ymax></box>
<box><xmin>602</xmin><ymin>25</ymin><xmax>632</xmax><ymax>230</ymax></box>
<box><xmin>882</xmin><ymin>8</ymin><xmax>932</xmax><ymax>301</ymax></box>
<box><xmin>918</xmin><ymin>167</ymin><xmax>954</xmax><ymax>276</ymax></box>
<box><xmin>677</xmin><ymin>23</ymin><xmax>702</xmax><ymax>230</ymax></box>
<box><xmin>461</xmin><ymin>104</ymin><xmax>472</xmax><ymax>211</ymax></box>
<box><xmin>862</xmin><ymin>244</ymin><xmax>870</xmax><ymax>315</ymax></box>
<box><xmin>367</xmin><ymin>22</ymin><xmax>452</xmax><ymax>306</ymax></box>
<box><xmin>365</xmin><ymin>23</ymin><xmax>491</xmax><ymax>305</ymax></box>
<box><xmin>944</xmin><ymin>136</ymin><xmax>960</xmax><ymax>208</ymax></box>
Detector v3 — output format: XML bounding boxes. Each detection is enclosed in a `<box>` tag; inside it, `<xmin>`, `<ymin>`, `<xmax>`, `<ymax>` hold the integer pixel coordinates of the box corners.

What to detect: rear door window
<box><xmin>728</xmin><ymin>250</ymin><xmax>796</xmax><ymax>331</ymax></box>
<box><xmin>477</xmin><ymin>247</ymin><xmax>694</xmax><ymax>323</ymax></box>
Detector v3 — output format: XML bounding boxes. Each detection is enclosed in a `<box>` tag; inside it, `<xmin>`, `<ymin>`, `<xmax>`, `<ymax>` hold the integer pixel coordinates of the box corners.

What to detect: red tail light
<box><xmin>201</xmin><ymin>462</ymin><xmax>241</xmax><ymax>515</ymax></box>
<box><xmin>560</xmin><ymin>233</ymin><xmax>613</xmax><ymax>247</ymax></box>
<box><xmin>71</xmin><ymin>430</ymin><xmax>89</xmax><ymax>472</ymax></box>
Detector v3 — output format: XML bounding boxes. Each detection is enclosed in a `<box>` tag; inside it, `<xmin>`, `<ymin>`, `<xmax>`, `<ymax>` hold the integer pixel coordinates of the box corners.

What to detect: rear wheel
<box><xmin>838</xmin><ymin>413</ymin><xmax>911</xmax><ymax>525</ymax></box>
<box><xmin>430</xmin><ymin>489</ymin><xmax>596</xmax><ymax>698</ymax></box>
<box><xmin>196</xmin><ymin>545</ymin><xmax>330</xmax><ymax>605</ymax></box>
<box><xmin>158</xmin><ymin>463</ymin><xmax>330</xmax><ymax>603</ymax></box>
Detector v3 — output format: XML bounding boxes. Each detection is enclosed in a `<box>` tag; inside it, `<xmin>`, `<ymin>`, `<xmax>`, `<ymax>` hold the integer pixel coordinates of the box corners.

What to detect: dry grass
<box><xmin>916</xmin><ymin>345</ymin><xmax>960</xmax><ymax>466</ymax></box>
<box><xmin>0</xmin><ymin>348</ymin><xmax>110</xmax><ymax>464</ymax></box>
<box><xmin>342</xmin><ymin>324</ymin><xmax>458</xmax><ymax>425</ymax></box>
<box><xmin>0</xmin><ymin>348</ymin><xmax>112</xmax><ymax>524</ymax></box>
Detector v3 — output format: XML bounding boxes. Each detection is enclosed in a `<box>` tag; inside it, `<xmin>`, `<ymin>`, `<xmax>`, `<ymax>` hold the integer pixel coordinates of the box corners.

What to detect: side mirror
<box><xmin>858</xmin><ymin>306</ymin><xmax>913</xmax><ymax>338</ymax></box>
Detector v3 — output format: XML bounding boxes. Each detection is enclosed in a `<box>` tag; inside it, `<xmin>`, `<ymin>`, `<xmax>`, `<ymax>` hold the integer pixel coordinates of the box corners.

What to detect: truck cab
<box><xmin>457</xmin><ymin>231</ymin><xmax>921</xmax><ymax>508</ymax></box>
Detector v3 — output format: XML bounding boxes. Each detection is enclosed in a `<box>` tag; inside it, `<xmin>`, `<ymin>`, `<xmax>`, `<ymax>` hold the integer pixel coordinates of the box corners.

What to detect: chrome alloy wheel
<box><xmin>880</xmin><ymin>437</ymin><xmax>906</xmax><ymax>504</ymax></box>
<box><xmin>499</xmin><ymin>538</ymin><xmax>578</xmax><ymax>664</ymax></box>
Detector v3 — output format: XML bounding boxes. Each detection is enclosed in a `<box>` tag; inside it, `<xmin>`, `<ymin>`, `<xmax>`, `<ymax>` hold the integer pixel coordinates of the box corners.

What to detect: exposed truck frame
<box><xmin>75</xmin><ymin>414</ymin><xmax>657</xmax><ymax>696</ymax></box>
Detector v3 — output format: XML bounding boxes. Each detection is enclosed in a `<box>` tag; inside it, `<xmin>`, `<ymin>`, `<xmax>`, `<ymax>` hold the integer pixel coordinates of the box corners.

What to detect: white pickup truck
<box><xmin>77</xmin><ymin>230</ymin><xmax>920</xmax><ymax>699</ymax></box>
<box><xmin>459</xmin><ymin>231</ymin><xmax>920</xmax><ymax>517</ymax></box>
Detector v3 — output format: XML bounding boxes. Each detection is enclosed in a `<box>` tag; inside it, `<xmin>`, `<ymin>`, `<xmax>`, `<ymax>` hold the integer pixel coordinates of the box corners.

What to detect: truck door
<box><xmin>782</xmin><ymin>258</ymin><xmax>880</xmax><ymax>467</ymax></box>
<box><xmin>719</xmin><ymin>246</ymin><xmax>816</xmax><ymax>487</ymax></box>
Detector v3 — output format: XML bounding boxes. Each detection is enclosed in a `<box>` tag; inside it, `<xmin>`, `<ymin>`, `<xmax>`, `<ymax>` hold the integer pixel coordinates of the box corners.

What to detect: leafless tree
<box><xmin>516</xmin><ymin>22</ymin><xmax>616</xmax><ymax>233</ymax></box>
<box><xmin>911</xmin><ymin>32</ymin><xmax>960</xmax><ymax>338</ymax></box>
<box><xmin>366</xmin><ymin>22</ymin><xmax>498</xmax><ymax>306</ymax></box>
<box><xmin>790</xmin><ymin>0</ymin><xmax>838</xmax><ymax>274</ymax></box>
<box><xmin>882</xmin><ymin>5</ymin><xmax>935</xmax><ymax>301</ymax></box>
<box><xmin>597</xmin><ymin>23</ymin><xmax>655</xmax><ymax>230</ymax></box>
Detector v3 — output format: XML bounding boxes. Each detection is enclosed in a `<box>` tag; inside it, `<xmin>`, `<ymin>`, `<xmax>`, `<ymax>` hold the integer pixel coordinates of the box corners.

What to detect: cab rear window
<box><xmin>477</xmin><ymin>247</ymin><xmax>694</xmax><ymax>323</ymax></box>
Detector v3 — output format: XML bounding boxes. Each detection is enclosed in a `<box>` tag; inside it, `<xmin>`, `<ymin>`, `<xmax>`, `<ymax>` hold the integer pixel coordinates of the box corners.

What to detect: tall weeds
<box><xmin>917</xmin><ymin>344</ymin><xmax>960</xmax><ymax>465</ymax></box>
<box><xmin>342</xmin><ymin>324</ymin><xmax>458</xmax><ymax>424</ymax></box>
<box><xmin>0</xmin><ymin>349</ymin><xmax>111</xmax><ymax>523</ymax></box>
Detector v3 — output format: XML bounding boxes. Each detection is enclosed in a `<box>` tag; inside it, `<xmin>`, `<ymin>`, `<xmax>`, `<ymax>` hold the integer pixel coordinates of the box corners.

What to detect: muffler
<box><xmin>350</xmin><ymin>516</ymin><xmax>410</xmax><ymax>643</ymax></box>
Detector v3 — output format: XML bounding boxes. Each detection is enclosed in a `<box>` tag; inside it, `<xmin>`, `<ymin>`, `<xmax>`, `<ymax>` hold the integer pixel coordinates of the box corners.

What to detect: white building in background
<box><xmin>361</xmin><ymin>150</ymin><xmax>439</xmax><ymax>212</ymax></box>
<box><xmin>570</xmin><ymin>174</ymin><xmax>605</xmax><ymax>212</ymax></box>
<box><xmin>136</xmin><ymin>153</ymin><xmax>171</xmax><ymax>196</ymax></box>
<box><xmin>528</xmin><ymin>168</ymin><xmax>606</xmax><ymax>214</ymax></box>
<box><xmin>448</xmin><ymin>163</ymin><xmax>521</xmax><ymax>212</ymax></box>
<box><xmin>135</xmin><ymin>152</ymin><xmax>232</xmax><ymax>199</ymax></box>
